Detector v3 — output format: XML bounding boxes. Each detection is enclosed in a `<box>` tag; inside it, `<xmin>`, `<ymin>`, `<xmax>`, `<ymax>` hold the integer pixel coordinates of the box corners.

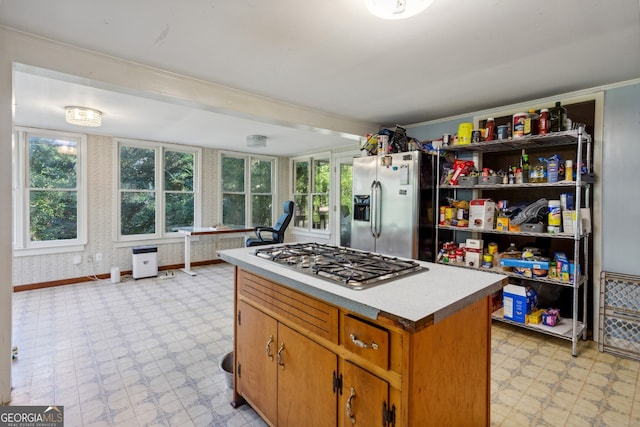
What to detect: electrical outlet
<box><xmin>87</xmin><ymin>255</ymin><xmax>93</xmax><ymax>263</ymax></box>
<box><xmin>73</xmin><ymin>255</ymin><xmax>82</xmax><ymax>265</ymax></box>
<box><xmin>95</xmin><ymin>252</ymin><xmax>102</xmax><ymax>261</ymax></box>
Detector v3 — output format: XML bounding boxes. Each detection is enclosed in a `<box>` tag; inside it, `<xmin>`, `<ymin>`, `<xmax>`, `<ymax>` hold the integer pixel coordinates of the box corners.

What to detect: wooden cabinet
<box><xmin>277</xmin><ymin>323</ymin><xmax>337</xmax><ymax>426</ymax></box>
<box><xmin>340</xmin><ymin>360</ymin><xmax>390</xmax><ymax>427</ymax></box>
<box><xmin>232</xmin><ymin>267</ymin><xmax>493</xmax><ymax>426</ymax></box>
<box><xmin>236</xmin><ymin>300</ymin><xmax>277</xmax><ymax>422</ymax></box>
<box><xmin>236</xmin><ymin>300</ymin><xmax>337</xmax><ymax>426</ymax></box>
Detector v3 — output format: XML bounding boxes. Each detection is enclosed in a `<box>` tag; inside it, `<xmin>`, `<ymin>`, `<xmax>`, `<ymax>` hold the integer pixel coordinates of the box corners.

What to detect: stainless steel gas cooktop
<box><xmin>253</xmin><ymin>242</ymin><xmax>426</xmax><ymax>290</ymax></box>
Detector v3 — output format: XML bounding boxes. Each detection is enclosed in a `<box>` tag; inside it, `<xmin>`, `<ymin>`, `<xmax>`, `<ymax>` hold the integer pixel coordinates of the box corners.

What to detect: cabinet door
<box><xmin>341</xmin><ymin>360</ymin><xmax>389</xmax><ymax>427</ymax></box>
<box><xmin>277</xmin><ymin>323</ymin><xmax>337</xmax><ymax>427</ymax></box>
<box><xmin>236</xmin><ymin>301</ymin><xmax>278</xmax><ymax>424</ymax></box>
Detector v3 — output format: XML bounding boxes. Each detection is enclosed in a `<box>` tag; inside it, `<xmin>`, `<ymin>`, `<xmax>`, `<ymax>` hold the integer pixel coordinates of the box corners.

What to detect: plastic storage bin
<box><xmin>132</xmin><ymin>245</ymin><xmax>158</xmax><ymax>279</ymax></box>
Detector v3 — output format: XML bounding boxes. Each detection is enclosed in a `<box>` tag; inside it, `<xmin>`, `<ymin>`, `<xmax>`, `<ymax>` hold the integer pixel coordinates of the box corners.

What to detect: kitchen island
<box><xmin>219</xmin><ymin>245</ymin><xmax>507</xmax><ymax>427</ymax></box>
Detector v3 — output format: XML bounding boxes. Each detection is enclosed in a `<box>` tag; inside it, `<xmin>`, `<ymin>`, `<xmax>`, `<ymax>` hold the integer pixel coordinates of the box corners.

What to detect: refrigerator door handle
<box><xmin>371</xmin><ymin>180</ymin><xmax>382</xmax><ymax>238</ymax></box>
<box><xmin>369</xmin><ymin>180</ymin><xmax>376</xmax><ymax>238</ymax></box>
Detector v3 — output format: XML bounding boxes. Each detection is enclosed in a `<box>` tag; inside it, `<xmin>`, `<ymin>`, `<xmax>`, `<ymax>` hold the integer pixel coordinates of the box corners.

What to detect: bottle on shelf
<box><xmin>565</xmin><ymin>159</ymin><xmax>574</xmax><ymax>181</ymax></box>
<box><xmin>484</xmin><ymin>118</ymin><xmax>495</xmax><ymax>141</ymax></box>
<box><xmin>547</xmin><ymin>156</ymin><xmax>559</xmax><ymax>183</ymax></box>
<box><xmin>515</xmin><ymin>167</ymin><xmax>523</xmax><ymax>184</ymax></box>
<box><xmin>520</xmin><ymin>149</ymin><xmax>529</xmax><ymax>183</ymax></box>
<box><xmin>538</xmin><ymin>108</ymin><xmax>550</xmax><ymax>134</ymax></box>
<box><xmin>549</xmin><ymin>102</ymin><xmax>567</xmax><ymax>132</ymax></box>
<box><xmin>525</xmin><ymin>109</ymin><xmax>539</xmax><ymax>136</ymax></box>
<box><xmin>530</xmin><ymin>157</ymin><xmax>547</xmax><ymax>183</ymax></box>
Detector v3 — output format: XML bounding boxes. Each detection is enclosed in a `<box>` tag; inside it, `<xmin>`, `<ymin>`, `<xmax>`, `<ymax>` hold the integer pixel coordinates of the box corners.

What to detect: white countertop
<box><xmin>218</xmin><ymin>245</ymin><xmax>507</xmax><ymax>329</ymax></box>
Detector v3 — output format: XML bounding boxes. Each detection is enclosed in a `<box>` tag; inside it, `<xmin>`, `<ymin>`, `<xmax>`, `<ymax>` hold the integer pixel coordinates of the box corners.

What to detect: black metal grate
<box><xmin>253</xmin><ymin>243</ymin><xmax>425</xmax><ymax>290</ymax></box>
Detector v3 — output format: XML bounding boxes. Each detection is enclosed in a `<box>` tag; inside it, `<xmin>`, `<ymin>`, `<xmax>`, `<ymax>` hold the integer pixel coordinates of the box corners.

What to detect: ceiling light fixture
<box><xmin>365</xmin><ymin>0</ymin><xmax>433</xmax><ymax>20</ymax></box>
<box><xmin>246</xmin><ymin>135</ymin><xmax>267</xmax><ymax>148</ymax></box>
<box><xmin>65</xmin><ymin>106</ymin><xmax>102</xmax><ymax>127</ymax></box>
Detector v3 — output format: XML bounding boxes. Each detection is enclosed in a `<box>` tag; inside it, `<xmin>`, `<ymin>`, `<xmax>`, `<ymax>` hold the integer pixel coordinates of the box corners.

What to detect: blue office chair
<box><xmin>245</xmin><ymin>201</ymin><xmax>294</xmax><ymax>247</ymax></box>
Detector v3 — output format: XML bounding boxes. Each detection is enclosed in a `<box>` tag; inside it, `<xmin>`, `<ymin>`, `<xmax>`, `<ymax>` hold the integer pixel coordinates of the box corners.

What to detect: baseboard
<box><xmin>13</xmin><ymin>259</ymin><xmax>226</xmax><ymax>292</ymax></box>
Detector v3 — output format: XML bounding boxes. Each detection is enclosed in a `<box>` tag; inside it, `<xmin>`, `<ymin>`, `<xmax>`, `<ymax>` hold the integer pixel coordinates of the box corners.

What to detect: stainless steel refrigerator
<box><xmin>350</xmin><ymin>151</ymin><xmax>441</xmax><ymax>261</ymax></box>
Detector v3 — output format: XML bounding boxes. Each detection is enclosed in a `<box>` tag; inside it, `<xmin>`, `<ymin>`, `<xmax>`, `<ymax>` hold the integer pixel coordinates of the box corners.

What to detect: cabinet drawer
<box><xmin>237</xmin><ymin>269</ymin><xmax>339</xmax><ymax>344</ymax></box>
<box><xmin>342</xmin><ymin>314</ymin><xmax>389</xmax><ymax>370</ymax></box>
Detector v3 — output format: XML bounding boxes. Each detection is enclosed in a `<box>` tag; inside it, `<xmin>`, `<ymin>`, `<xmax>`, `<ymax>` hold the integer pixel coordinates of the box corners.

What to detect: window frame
<box><xmin>115</xmin><ymin>138</ymin><xmax>201</xmax><ymax>242</ymax></box>
<box><xmin>290</xmin><ymin>152</ymin><xmax>331</xmax><ymax>234</ymax></box>
<box><xmin>219</xmin><ymin>151</ymin><xmax>277</xmax><ymax>227</ymax></box>
<box><xmin>13</xmin><ymin>127</ymin><xmax>88</xmax><ymax>255</ymax></box>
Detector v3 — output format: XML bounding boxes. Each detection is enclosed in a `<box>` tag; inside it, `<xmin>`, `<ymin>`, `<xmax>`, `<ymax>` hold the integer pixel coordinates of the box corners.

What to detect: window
<box><xmin>221</xmin><ymin>153</ymin><xmax>275</xmax><ymax>227</ymax></box>
<box><xmin>292</xmin><ymin>155</ymin><xmax>330</xmax><ymax>231</ymax></box>
<box><xmin>14</xmin><ymin>128</ymin><xmax>87</xmax><ymax>252</ymax></box>
<box><xmin>164</xmin><ymin>150</ymin><xmax>195</xmax><ymax>232</ymax></box>
<box><xmin>117</xmin><ymin>140</ymin><xmax>199</xmax><ymax>240</ymax></box>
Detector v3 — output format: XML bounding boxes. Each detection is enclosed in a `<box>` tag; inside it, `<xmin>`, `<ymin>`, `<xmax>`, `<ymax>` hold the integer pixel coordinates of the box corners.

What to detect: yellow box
<box><xmin>527</xmin><ymin>308</ymin><xmax>545</xmax><ymax>324</ymax></box>
<box><xmin>496</xmin><ymin>216</ymin><xmax>509</xmax><ymax>231</ymax></box>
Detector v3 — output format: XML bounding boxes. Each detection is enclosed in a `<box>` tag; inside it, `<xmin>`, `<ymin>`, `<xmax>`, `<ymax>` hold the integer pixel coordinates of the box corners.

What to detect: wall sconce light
<box><xmin>65</xmin><ymin>106</ymin><xmax>103</xmax><ymax>127</ymax></box>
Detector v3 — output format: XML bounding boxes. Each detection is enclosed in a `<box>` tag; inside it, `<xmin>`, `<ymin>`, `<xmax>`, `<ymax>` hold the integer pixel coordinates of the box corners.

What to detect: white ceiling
<box><xmin>2</xmin><ymin>0</ymin><xmax>640</xmax><ymax>156</ymax></box>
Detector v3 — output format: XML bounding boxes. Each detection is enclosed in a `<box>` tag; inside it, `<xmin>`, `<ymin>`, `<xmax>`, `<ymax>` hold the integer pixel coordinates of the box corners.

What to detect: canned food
<box><xmin>547</xmin><ymin>225</ymin><xmax>561</xmax><ymax>234</ymax></box>
<box><xmin>445</xmin><ymin>207</ymin><xmax>456</xmax><ymax>221</ymax></box>
<box><xmin>497</xmin><ymin>125</ymin><xmax>509</xmax><ymax>140</ymax></box>
<box><xmin>471</xmin><ymin>130</ymin><xmax>481</xmax><ymax>143</ymax></box>
<box><xmin>487</xmin><ymin>243</ymin><xmax>498</xmax><ymax>254</ymax></box>
<box><xmin>513</xmin><ymin>113</ymin><xmax>527</xmax><ymax>138</ymax></box>
<box><xmin>482</xmin><ymin>253</ymin><xmax>493</xmax><ymax>268</ymax></box>
<box><xmin>548</xmin><ymin>261</ymin><xmax>558</xmax><ymax>278</ymax></box>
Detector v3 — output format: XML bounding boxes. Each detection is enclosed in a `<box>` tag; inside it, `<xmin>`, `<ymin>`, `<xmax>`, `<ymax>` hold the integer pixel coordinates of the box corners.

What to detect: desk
<box><xmin>178</xmin><ymin>226</ymin><xmax>254</xmax><ymax>276</ymax></box>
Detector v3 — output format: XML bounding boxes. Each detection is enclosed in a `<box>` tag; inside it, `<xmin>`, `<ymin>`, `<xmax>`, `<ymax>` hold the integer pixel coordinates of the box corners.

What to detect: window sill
<box><xmin>14</xmin><ymin>244</ymin><xmax>86</xmax><ymax>257</ymax></box>
<box><xmin>291</xmin><ymin>228</ymin><xmax>331</xmax><ymax>238</ymax></box>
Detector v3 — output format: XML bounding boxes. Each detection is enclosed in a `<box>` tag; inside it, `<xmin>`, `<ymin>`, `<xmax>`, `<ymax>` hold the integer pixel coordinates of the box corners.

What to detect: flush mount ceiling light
<box><xmin>65</xmin><ymin>106</ymin><xmax>102</xmax><ymax>127</ymax></box>
<box><xmin>365</xmin><ymin>0</ymin><xmax>433</xmax><ymax>20</ymax></box>
<box><xmin>246</xmin><ymin>135</ymin><xmax>267</xmax><ymax>148</ymax></box>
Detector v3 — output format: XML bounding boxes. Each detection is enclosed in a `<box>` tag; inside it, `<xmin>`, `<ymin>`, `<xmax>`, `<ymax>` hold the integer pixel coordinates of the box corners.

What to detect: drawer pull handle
<box><xmin>266</xmin><ymin>335</ymin><xmax>274</xmax><ymax>361</ymax></box>
<box><xmin>277</xmin><ymin>342</ymin><xmax>285</xmax><ymax>369</ymax></box>
<box><xmin>350</xmin><ymin>333</ymin><xmax>379</xmax><ymax>350</ymax></box>
<box><xmin>346</xmin><ymin>387</ymin><xmax>356</xmax><ymax>424</ymax></box>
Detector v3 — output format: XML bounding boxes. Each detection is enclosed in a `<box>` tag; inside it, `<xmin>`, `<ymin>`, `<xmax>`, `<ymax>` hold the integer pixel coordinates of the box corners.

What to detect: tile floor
<box><xmin>7</xmin><ymin>263</ymin><xmax>640</xmax><ymax>426</ymax></box>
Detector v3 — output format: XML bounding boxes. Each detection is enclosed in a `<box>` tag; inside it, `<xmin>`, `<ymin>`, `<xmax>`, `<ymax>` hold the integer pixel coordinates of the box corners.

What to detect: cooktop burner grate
<box><xmin>253</xmin><ymin>243</ymin><xmax>426</xmax><ymax>289</ymax></box>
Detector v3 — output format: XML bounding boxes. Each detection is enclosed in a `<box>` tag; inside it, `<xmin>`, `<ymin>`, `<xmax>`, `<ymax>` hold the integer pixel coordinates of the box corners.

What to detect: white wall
<box><xmin>0</xmin><ymin>27</ymin><xmax>14</xmax><ymax>405</ymax></box>
<box><xmin>602</xmin><ymin>84</ymin><xmax>640</xmax><ymax>276</ymax></box>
